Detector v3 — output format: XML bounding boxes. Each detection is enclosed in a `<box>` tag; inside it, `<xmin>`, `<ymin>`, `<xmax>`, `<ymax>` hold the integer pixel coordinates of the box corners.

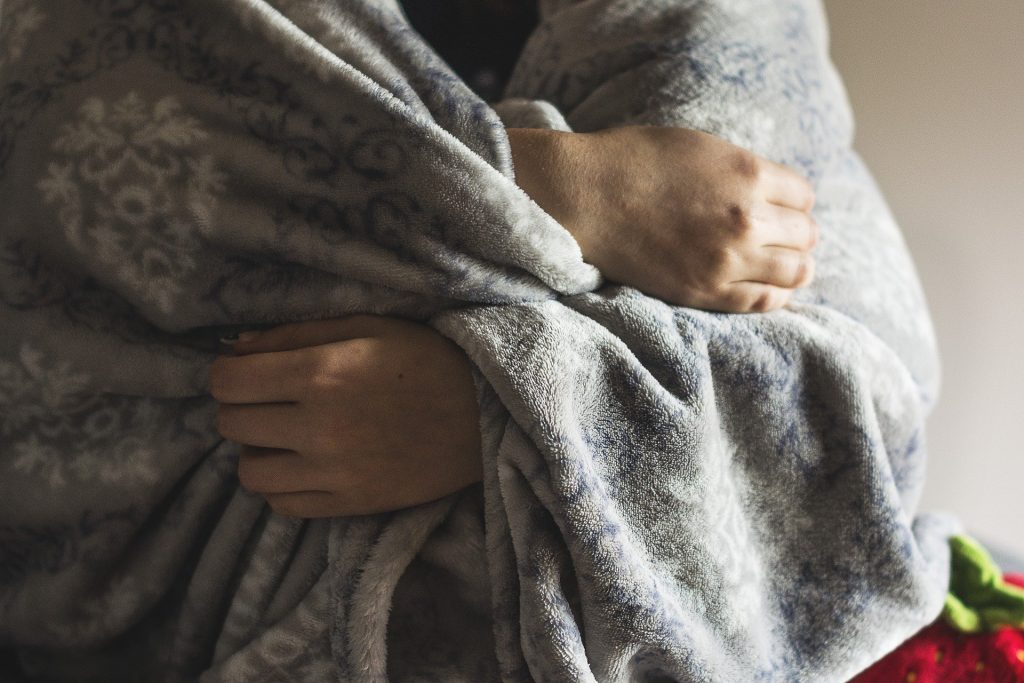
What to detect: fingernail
<box><xmin>236</xmin><ymin>330</ymin><xmax>261</xmax><ymax>343</ymax></box>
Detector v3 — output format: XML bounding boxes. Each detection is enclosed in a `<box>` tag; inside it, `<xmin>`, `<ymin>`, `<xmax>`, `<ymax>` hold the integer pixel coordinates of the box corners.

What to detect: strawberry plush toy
<box><xmin>851</xmin><ymin>536</ymin><xmax>1024</xmax><ymax>683</ymax></box>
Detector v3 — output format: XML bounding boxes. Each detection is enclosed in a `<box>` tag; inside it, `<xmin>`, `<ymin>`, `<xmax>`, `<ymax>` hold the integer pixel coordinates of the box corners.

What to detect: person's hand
<box><xmin>208</xmin><ymin>315</ymin><xmax>483</xmax><ymax>518</ymax></box>
<box><xmin>507</xmin><ymin>126</ymin><xmax>818</xmax><ymax>312</ymax></box>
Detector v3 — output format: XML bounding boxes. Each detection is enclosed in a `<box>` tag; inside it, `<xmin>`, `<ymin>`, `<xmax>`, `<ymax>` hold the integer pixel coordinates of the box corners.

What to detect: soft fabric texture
<box><xmin>0</xmin><ymin>0</ymin><xmax>960</xmax><ymax>681</ymax></box>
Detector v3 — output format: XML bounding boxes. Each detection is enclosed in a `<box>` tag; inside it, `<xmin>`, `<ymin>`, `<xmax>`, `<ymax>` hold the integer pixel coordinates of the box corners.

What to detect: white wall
<box><xmin>823</xmin><ymin>1</ymin><xmax>1024</xmax><ymax>553</ymax></box>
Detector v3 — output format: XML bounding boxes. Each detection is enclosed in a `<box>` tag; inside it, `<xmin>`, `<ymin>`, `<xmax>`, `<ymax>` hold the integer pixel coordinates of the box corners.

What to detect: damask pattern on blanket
<box><xmin>37</xmin><ymin>92</ymin><xmax>226</xmax><ymax>316</ymax></box>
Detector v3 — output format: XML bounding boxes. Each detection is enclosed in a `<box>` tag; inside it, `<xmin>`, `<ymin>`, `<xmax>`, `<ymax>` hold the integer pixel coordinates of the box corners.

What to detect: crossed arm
<box><xmin>208</xmin><ymin>125</ymin><xmax>817</xmax><ymax>518</ymax></box>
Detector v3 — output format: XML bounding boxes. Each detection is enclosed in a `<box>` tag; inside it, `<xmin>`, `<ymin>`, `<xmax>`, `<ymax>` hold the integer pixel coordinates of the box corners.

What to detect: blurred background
<box><xmin>823</xmin><ymin>0</ymin><xmax>1023</xmax><ymax>553</ymax></box>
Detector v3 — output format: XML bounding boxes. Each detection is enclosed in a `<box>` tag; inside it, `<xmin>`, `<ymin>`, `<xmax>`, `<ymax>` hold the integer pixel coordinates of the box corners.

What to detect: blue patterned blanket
<box><xmin>0</xmin><ymin>0</ymin><xmax>958</xmax><ymax>680</ymax></box>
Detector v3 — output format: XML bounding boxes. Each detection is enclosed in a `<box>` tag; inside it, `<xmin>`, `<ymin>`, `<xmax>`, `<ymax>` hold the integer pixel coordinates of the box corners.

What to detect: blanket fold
<box><xmin>0</xmin><ymin>0</ymin><xmax>958</xmax><ymax>681</ymax></box>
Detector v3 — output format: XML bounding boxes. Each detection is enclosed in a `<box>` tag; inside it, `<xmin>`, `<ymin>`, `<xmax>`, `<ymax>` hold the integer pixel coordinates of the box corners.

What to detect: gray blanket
<box><xmin>0</xmin><ymin>0</ymin><xmax>959</xmax><ymax>680</ymax></box>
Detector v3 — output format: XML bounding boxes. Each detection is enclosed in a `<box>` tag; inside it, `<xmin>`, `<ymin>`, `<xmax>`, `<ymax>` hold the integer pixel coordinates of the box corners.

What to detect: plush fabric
<box><xmin>0</xmin><ymin>0</ymin><xmax>959</xmax><ymax>681</ymax></box>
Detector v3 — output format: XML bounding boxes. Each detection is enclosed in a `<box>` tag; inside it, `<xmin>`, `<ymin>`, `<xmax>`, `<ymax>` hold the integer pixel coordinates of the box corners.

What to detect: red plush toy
<box><xmin>851</xmin><ymin>572</ymin><xmax>1024</xmax><ymax>682</ymax></box>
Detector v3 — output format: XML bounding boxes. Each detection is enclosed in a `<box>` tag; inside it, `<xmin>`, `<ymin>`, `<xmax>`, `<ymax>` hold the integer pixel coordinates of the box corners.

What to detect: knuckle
<box><xmin>725</xmin><ymin>203</ymin><xmax>753</xmax><ymax>238</ymax></box>
<box><xmin>306</xmin><ymin>348</ymin><xmax>343</xmax><ymax>392</ymax></box>
<box><xmin>706</xmin><ymin>246</ymin><xmax>735</xmax><ymax>277</ymax></box>
<box><xmin>307</xmin><ymin>340</ymin><xmax>372</xmax><ymax>394</ymax></box>
<box><xmin>346</xmin><ymin>337</ymin><xmax>379</xmax><ymax>372</ymax></box>
<box><xmin>751</xmin><ymin>287</ymin><xmax>793</xmax><ymax>313</ymax></box>
<box><xmin>709</xmin><ymin>278</ymin><xmax>737</xmax><ymax>300</ymax></box>
<box><xmin>307</xmin><ymin>369</ymin><xmax>334</xmax><ymax>395</ymax></box>
<box><xmin>750</xmin><ymin>291</ymin><xmax>775</xmax><ymax>313</ymax></box>
<box><xmin>732</xmin><ymin>150</ymin><xmax>761</xmax><ymax>181</ymax></box>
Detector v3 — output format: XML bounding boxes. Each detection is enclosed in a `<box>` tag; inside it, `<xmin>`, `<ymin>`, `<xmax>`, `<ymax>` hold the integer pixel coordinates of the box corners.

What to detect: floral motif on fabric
<box><xmin>37</xmin><ymin>92</ymin><xmax>226</xmax><ymax>315</ymax></box>
<box><xmin>0</xmin><ymin>344</ymin><xmax>161</xmax><ymax>488</ymax></box>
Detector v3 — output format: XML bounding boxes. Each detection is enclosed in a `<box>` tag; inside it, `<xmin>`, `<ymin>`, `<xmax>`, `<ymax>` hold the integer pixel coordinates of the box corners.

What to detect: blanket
<box><xmin>0</xmin><ymin>0</ymin><xmax>960</xmax><ymax>680</ymax></box>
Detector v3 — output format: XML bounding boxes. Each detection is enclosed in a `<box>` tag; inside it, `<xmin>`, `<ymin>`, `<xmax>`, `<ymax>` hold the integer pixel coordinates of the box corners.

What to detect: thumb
<box><xmin>229</xmin><ymin>315</ymin><xmax>389</xmax><ymax>355</ymax></box>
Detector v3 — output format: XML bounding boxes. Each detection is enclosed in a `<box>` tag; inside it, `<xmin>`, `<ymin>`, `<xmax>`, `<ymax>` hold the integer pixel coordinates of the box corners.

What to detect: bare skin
<box><xmin>211</xmin><ymin>126</ymin><xmax>819</xmax><ymax>518</ymax></box>
<box><xmin>507</xmin><ymin>126</ymin><xmax>817</xmax><ymax>313</ymax></box>
<box><xmin>210</xmin><ymin>316</ymin><xmax>483</xmax><ymax>518</ymax></box>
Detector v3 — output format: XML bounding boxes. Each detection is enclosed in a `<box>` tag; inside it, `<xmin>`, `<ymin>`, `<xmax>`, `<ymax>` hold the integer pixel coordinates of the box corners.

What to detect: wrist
<box><xmin>507</xmin><ymin>127</ymin><xmax>597</xmax><ymax>259</ymax></box>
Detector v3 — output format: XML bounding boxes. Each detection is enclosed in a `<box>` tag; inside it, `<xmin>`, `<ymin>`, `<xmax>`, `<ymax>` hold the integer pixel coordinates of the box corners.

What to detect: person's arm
<box><xmin>506</xmin><ymin>125</ymin><xmax>818</xmax><ymax>312</ymax></box>
<box><xmin>210</xmin><ymin>315</ymin><xmax>484</xmax><ymax>517</ymax></box>
<box><xmin>208</xmin><ymin>125</ymin><xmax>819</xmax><ymax>517</ymax></box>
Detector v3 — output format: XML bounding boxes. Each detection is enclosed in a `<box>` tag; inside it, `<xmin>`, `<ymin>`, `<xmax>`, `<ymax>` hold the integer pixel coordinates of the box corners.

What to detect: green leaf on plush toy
<box><xmin>942</xmin><ymin>534</ymin><xmax>1024</xmax><ymax>633</ymax></box>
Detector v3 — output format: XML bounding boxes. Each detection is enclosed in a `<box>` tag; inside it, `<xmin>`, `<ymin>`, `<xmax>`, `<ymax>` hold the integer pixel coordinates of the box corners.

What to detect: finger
<box><xmin>737</xmin><ymin>248</ymin><xmax>815</xmax><ymax>289</ymax></box>
<box><xmin>759</xmin><ymin>160</ymin><xmax>816</xmax><ymax>212</ymax></box>
<box><xmin>754</xmin><ymin>204</ymin><xmax>819</xmax><ymax>250</ymax></box>
<box><xmin>231</xmin><ymin>315</ymin><xmax>397</xmax><ymax>355</ymax></box>
<box><xmin>217</xmin><ymin>403</ymin><xmax>305</xmax><ymax>449</ymax></box>
<box><xmin>716</xmin><ymin>283</ymin><xmax>795</xmax><ymax>313</ymax></box>
<box><xmin>209</xmin><ymin>350</ymin><xmax>314</xmax><ymax>403</ymax></box>
<box><xmin>237</xmin><ymin>445</ymin><xmax>324</xmax><ymax>495</ymax></box>
<box><xmin>264</xmin><ymin>491</ymin><xmax>343</xmax><ymax>518</ymax></box>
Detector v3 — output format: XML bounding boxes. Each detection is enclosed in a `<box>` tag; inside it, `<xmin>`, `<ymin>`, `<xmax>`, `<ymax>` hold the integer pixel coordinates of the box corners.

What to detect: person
<box><xmin>209</xmin><ymin>0</ymin><xmax>819</xmax><ymax>521</ymax></box>
<box><xmin>0</xmin><ymin>0</ymin><xmax>904</xmax><ymax>680</ymax></box>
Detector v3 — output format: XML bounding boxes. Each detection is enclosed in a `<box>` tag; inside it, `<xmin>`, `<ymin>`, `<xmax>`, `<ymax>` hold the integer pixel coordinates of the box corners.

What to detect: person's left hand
<box><xmin>208</xmin><ymin>315</ymin><xmax>483</xmax><ymax>518</ymax></box>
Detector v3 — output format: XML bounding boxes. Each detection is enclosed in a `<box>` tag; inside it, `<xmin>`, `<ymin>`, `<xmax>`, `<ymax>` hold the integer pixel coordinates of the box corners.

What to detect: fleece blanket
<box><xmin>0</xmin><ymin>0</ymin><xmax>960</xmax><ymax>681</ymax></box>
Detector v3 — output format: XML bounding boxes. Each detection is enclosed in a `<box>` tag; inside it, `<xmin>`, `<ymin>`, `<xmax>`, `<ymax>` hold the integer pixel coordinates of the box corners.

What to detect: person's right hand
<box><xmin>507</xmin><ymin>126</ymin><xmax>818</xmax><ymax>313</ymax></box>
